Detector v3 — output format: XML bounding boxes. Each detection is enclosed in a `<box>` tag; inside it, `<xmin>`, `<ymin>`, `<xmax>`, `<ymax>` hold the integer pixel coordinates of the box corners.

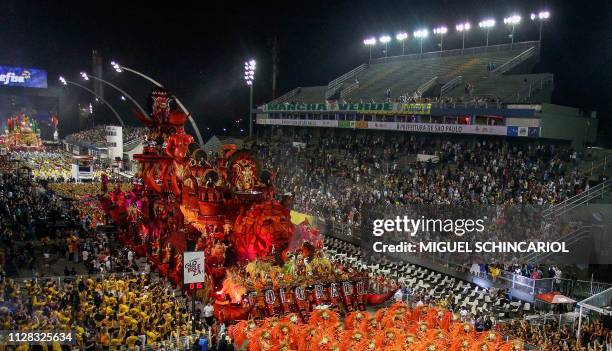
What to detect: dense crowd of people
<box><xmin>0</xmin><ymin>273</ymin><xmax>200</xmax><ymax>349</ymax></box>
<box><xmin>65</xmin><ymin>125</ymin><xmax>147</xmax><ymax>149</ymax></box>
<box><xmin>499</xmin><ymin>319</ymin><xmax>611</xmax><ymax>351</ymax></box>
<box><xmin>256</xmin><ymin>131</ymin><xmax>586</xmax><ymax>228</ymax></box>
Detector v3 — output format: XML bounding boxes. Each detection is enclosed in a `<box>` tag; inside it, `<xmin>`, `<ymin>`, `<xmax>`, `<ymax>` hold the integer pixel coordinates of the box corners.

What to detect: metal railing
<box><xmin>372</xmin><ymin>41</ymin><xmax>540</xmax><ymax>64</ymax></box>
<box><xmin>440</xmin><ymin>75</ymin><xmax>463</xmax><ymax>96</ymax></box>
<box><xmin>534</xmin><ymin>278</ymin><xmax>612</xmax><ymax>299</ymax></box>
<box><xmin>415</xmin><ymin>76</ymin><xmax>438</xmax><ymax>97</ymax></box>
<box><xmin>270</xmin><ymin>87</ymin><xmax>301</xmax><ymax>104</ymax></box>
<box><xmin>542</xmin><ymin>179</ymin><xmax>612</xmax><ymax>219</ymax></box>
<box><xmin>326</xmin><ymin>64</ymin><xmax>367</xmax><ymax>94</ymax></box>
<box><xmin>513</xmin><ymin>74</ymin><xmax>554</xmax><ymax>103</ymax></box>
<box><xmin>340</xmin><ymin>80</ymin><xmax>360</xmax><ymax>99</ymax></box>
<box><xmin>123</xmin><ymin>137</ymin><xmax>144</xmax><ymax>151</ymax></box>
<box><xmin>521</xmin><ymin>225</ymin><xmax>593</xmax><ymax>263</ymax></box>
<box><xmin>491</xmin><ymin>47</ymin><xmax>537</xmax><ymax>75</ymax></box>
<box><xmin>578</xmin><ymin>287</ymin><xmax>612</xmax><ymax>315</ymax></box>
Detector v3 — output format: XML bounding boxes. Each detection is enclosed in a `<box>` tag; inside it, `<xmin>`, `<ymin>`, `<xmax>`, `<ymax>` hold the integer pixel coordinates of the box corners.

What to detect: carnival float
<box><xmin>2</xmin><ymin>113</ymin><xmax>46</xmax><ymax>150</ymax></box>
<box><xmin>100</xmin><ymin>89</ymin><xmax>395</xmax><ymax>322</ymax></box>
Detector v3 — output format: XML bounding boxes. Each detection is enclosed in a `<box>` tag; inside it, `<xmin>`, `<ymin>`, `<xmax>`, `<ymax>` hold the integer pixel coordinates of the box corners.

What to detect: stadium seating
<box><xmin>279</xmin><ymin>42</ymin><xmax>542</xmax><ymax>104</ymax></box>
<box><xmin>444</xmin><ymin>73</ymin><xmax>554</xmax><ymax>102</ymax></box>
<box><xmin>349</xmin><ymin>48</ymin><xmax>528</xmax><ymax>101</ymax></box>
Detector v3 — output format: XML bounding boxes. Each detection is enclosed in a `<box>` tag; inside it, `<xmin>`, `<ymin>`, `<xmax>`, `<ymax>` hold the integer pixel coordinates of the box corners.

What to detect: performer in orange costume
<box><xmin>477</xmin><ymin>331</ymin><xmax>502</xmax><ymax>349</ymax></box>
<box><xmin>381</xmin><ymin>312</ymin><xmax>408</xmax><ymax>330</ymax></box>
<box><xmin>248</xmin><ymin>329</ymin><xmax>274</xmax><ymax>351</ymax></box>
<box><xmin>354</xmin><ymin>338</ymin><xmax>377</xmax><ymax>351</ymax></box>
<box><xmin>344</xmin><ymin>310</ymin><xmax>369</xmax><ymax>331</ymax></box>
<box><xmin>339</xmin><ymin>330</ymin><xmax>367</xmax><ymax>351</ymax></box>
<box><xmin>231</xmin><ymin>319</ymin><xmax>258</xmax><ymax>350</ymax></box>
<box><xmin>436</xmin><ymin>308</ymin><xmax>453</xmax><ymax>331</ymax></box>
<box><xmin>271</xmin><ymin>322</ymin><xmax>297</xmax><ymax>350</ymax></box>
<box><xmin>308</xmin><ymin>309</ymin><xmax>339</xmax><ymax>329</ymax></box>
<box><xmin>297</xmin><ymin>325</ymin><xmax>319</xmax><ymax>351</ymax></box>
<box><xmin>449</xmin><ymin>337</ymin><xmax>475</xmax><ymax>351</ymax></box>
<box><xmin>373</xmin><ymin>327</ymin><xmax>405</xmax><ymax>350</ymax></box>
<box><xmin>311</xmin><ymin>329</ymin><xmax>339</xmax><ymax>351</ymax></box>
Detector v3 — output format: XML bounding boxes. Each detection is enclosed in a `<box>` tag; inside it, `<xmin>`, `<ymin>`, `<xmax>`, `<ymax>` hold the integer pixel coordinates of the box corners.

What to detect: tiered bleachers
<box><xmin>280</xmin><ymin>41</ymin><xmax>543</xmax><ymax>104</ymax></box>
<box><xmin>290</xmin><ymin>86</ymin><xmax>328</xmax><ymax>103</ymax></box>
<box><xmin>348</xmin><ymin>48</ymin><xmax>530</xmax><ymax>101</ymax></box>
<box><xmin>445</xmin><ymin>73</ymin><xmax>553</xmax><ymax>102</ymax></box>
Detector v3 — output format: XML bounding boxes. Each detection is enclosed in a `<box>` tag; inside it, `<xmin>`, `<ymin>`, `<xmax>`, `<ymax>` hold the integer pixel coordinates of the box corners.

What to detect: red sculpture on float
<box><xmin>100</xmin><ymin>88</ymin><xmax>395</xmax><ymax>322</ymax></box>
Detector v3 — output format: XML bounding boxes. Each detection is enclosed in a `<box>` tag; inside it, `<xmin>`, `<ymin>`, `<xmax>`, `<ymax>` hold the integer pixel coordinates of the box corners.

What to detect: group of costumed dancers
<box><xmin>230</xmin><ymin>302</ymin><xmax>525</xmax><ymax>351</ymax></box>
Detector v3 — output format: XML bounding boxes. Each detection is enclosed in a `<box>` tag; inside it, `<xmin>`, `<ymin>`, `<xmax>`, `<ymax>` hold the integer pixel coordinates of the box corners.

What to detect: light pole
<box><xmin>396</xmin><ymin>32</ymin><xmax>408</xmax><ymax>55</ymax></box>
<box><xmin>413</xmin><ymin>29</ymin><xmax>428</xmax><ymax>55</ymax></box>
<box><xmin>80</xmin><ymin>71</ymin><xmax>148</xmax><ymax>118</ymax></box>
<box><xmin>531</xmin><ymin>11</ymin><xmax>550</xmax><ymax>42</ymax></box>
<box><xmin>379</xmin><ymin>35</ymin><xmax>391</xmax><ymax>57</ymax></box>
<box><xmin>110</xmin><ymin>61</ymin><xmax>205</xmax><ymax>147</ymax></box>
<box><xmin>244</xmin><ymin>59</ymin><xmax>256</xmax><ymax>137</ymax></box>
<box><xmin>478</xmin><ymin>19</ymin><xmax>496</xmax><ymax>47</ymax></box>
<box><xmin>59</xmin><ymin>76</ymin><xmax>125</xmax><ymax>126</ymax></box>
<box><xmin>504</xmin><ymin>15</ymin><xmax>521</xmax><ymax>48</ymax></box>
<box><xmin>456</xmin><ymin>22</ymin><xmax>471</xmax><ymax>53</ymax></box>
<box><xmin>433</xmin><ymin>26</ymin><xmax>448</xmax><ymax>52</ymax></box>
<box><xmin>363</xmin><ymin>37</ymin><xmax>377</xmax><ymax>62</ymax></box>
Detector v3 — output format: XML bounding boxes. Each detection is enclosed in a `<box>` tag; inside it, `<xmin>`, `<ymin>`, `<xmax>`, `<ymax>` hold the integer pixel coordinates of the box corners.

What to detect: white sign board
<box><xmin>183</xmin><ymin>251</ymin><xmax>206</xmax><ymax>285</ymax></box>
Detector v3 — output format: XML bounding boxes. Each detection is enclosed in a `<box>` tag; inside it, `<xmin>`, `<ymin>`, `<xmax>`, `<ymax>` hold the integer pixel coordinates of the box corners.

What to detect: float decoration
<box><xmin>101</xmin><ymin>88</ymin><xmax>395</xmax><ymax>322</ymax></box>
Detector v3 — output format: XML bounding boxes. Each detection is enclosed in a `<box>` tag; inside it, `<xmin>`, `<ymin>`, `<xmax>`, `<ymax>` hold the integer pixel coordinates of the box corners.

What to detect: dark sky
<box><xmin>1</xmin><ymin>0</ymin><xmax>611</xmax><ymax>141</ymax></box>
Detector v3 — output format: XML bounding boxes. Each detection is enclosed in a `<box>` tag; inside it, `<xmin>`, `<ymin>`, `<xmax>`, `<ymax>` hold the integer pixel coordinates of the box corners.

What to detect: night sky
<box><xmin>1</xmin><ymin>0</ymin><xmax>611</xmax><ymax>142</ymax></box>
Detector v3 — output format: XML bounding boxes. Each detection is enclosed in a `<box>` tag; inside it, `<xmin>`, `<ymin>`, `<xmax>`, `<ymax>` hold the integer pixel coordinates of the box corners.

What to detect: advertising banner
<box><xmin>262</xmin><ymin>102</ymin><xmax>432</xmax><ymax>115</ymax></box>
<box><xmin>0</xmin><ymin>66</ymin><xmax>48</xmax><ymax>88</ymax></box>
<box><xmin>257</xmin><ymin>117</ymin><xmax>539</xmax><ymax>137</ymax></box>
<box><xmin>183</xmin><ymin>251</ymin><xmax>206</xmax><ymax>284</ymax></box>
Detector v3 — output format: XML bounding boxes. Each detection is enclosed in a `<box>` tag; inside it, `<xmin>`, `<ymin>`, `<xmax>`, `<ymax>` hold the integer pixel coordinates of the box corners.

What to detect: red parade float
<box><xmin>100</xmin><ymin>88</ymin><xmax>395</xmax><ymax>322</ymax></box>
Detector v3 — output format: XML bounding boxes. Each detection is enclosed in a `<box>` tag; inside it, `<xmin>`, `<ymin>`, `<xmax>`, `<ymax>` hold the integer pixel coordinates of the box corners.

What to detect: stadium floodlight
<box><xmin>244</xmin><ymin>59</ymin><xmax>256</xmax><ymax>137</ymax></box>
<box><xmin>363</xmin><ymin>37</ymin><xmax>376</xmax><ymax>45</ymax></box>
<box><xmin>379</xmin><ymin>35</ymin><xmax>391</xmax><ymax>43</ymax></box>
<box><xmin>433</xmin><ymin>26</ymin><xmax>448</xmax><ymax>52</ymax></box>
<box><xmin>396</xmin><ymin>32</ymin><xmax>408</xmax><ymax>55</ymax></box>
<box><xmin>456</xmin><ymin>22</ymin><xmax>471</xmax><ymax>53</ymax></box>
<box><xmin>478</xmin><ymin>19</ymin><xmax>496</xmax><ymax>47</ymax></box>
<box><xmin>531</xmin><ymin>11</ymin><xmax>550</xmax><ymax>41</ymax></box>
<box><xmin>379</xmin><ymin>35</ymin><xmax>391</xmax><ymax>57</ymax></box>
<box><xmin>110</xmin><ymin>61</ymin><xmax>122</xmax><ymax>73</ymax></box>
<box><xmin>503</xmin><ymin>15</ymin><xmax>522</xmax><ymax>47</ymax></box>
<box><xmin>58</xmin><ymin>75</ymin><xmax>125</xmax><ymax>126</ymax></box>
<box><xmin>413</xmin><ymin>29</ymin><xmax>428</xmax><ymax>55</ymax></box>
<box><xmin>363</xmin><ymin>37</ymin><xmax>377</xmax><ymax>62</ymax></box>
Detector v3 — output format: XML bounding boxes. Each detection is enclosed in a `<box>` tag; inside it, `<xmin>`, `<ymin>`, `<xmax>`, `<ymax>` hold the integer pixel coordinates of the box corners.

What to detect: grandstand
<box><xmin>272</xmin><ymin>41</ymin><xmax>544</xmax><ymax>104</ymax></box>
<box><xmin>257</xmin><ymin>40</ymin><xmax>598</xmax><ymax>149</ymax></box>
